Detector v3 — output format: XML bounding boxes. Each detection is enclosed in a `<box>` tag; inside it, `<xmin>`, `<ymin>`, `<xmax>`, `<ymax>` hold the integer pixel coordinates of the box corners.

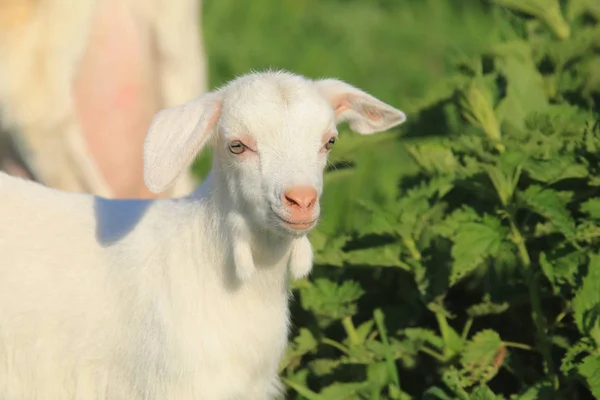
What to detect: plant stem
<box><xmin>321</xmin><ymin>338</ymin><xmax>351</xmax><ymax>356</ymax></box>
<box><xmin>461</xmin><ymin>318</ymin><xmax>474</xmax><ymax>341</ymax></box>
<box><xmin>436</xmin><ymin>312</ymin><xmax>453</xmax><ymax>359</ymax></box>
<box><xmin>504</xmin><ymin>341</ymin><xmax>534</xmax><ymax>351</ymax></box>
<box><xmin>509</xmin><ymin>216</ymin><xmax>559</xmax><ymax>389</ymax></box>
<box><xmin>374</xmin><ymin>309</ymin><xmax>402</xmax><ymax>391</ymax></box>
<box><xmin>401</xmin><ymin>236</ymin><xmax>422</xmax><ymax>261</ymax></box>
<box><xmin>419</xmin><ymin>346</ymin><xmax>447</xmax><ymax>362</ymax></box>
<box><xmin>282</xmin><ymin>378</ymin><xmax>323</xmax><ymax>400</ymax></box>
<box><xmin>342</xmin><ymin>316</ymin><xmax>360</xmax><ymax>346</ymax></box>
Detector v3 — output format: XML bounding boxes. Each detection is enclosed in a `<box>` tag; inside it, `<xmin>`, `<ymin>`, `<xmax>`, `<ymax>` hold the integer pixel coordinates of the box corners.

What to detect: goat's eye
<box><xmin>228</xmin><ymin>140</ymin><xmax>246</xmax><ymax>155</ymax></box>
<box><xmin>324</xmin><ymin>137</ymin><xmax>336</xmax><ymax>151</ymax></box>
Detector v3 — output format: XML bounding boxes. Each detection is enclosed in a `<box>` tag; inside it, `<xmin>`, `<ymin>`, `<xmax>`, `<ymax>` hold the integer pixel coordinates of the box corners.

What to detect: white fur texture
<box><xmin>0</xmin><ymin>0</ymin><xmax>206</xmax><ymax>197</ymax></box>
<box><xmin>0</xmin><ymin>70</ymin><xmax>406</xmax><ymax>399</ymax></box>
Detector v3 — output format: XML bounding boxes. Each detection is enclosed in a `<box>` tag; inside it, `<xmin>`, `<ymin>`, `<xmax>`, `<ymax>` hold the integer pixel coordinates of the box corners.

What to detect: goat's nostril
<box><xmin>283</xmin><ymin>186</ymin><xmax>318</xmax><ymax>211</ymax></box>
<box><xmin>284</xmin><ymin>194</ymin><xmax>301</xmax><ymax>208</ymax></box>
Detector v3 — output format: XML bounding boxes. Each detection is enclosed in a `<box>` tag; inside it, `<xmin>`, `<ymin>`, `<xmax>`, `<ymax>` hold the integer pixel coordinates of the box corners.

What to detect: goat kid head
<box><xmin>143</xmin><ymin>71</ymin><xmax>406</xmax><ymax>238</ymax></box>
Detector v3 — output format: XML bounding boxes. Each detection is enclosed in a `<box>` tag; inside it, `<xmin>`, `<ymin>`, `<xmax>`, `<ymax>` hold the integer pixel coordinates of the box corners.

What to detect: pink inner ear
<box><xmin>334</xmin><ymin>103</ymin><xmax>349</xmax><ymax>115</ymax></box>
<box><xmin>333</xmin><ymin>96</ymin><xmax>351</xmax><ymax>116</ymax></box>
<box><xmin>364</xmin><ymin>107</ymin><xmax>382</xmax><ymax>122</ymax></box>
<box><xmin>333</xmin><ymin>96</ymin><xmax>382</xmax><ymax>122</ymax></box>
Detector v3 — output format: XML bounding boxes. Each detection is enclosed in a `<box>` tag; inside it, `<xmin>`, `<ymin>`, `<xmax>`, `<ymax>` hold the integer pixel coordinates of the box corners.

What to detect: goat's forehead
<box><xmin>219</xmin><ymin>77</ymin><xmax>334</xmax><ymax>140</ymax></box>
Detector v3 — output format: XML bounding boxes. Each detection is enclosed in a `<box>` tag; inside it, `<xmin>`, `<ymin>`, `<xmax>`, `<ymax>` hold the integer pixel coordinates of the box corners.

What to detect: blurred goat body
<box><xmin>0</xmin><ymin>0</ymin><xmax>206</xmax><ymax>197</ymax></box>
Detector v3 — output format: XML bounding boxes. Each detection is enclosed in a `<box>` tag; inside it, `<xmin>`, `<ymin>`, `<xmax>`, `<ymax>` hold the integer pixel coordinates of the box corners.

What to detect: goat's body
<box><xmin>0</xmin><ymin>172</ymin><xmax>290</xmax><ymax>399</ymax></box>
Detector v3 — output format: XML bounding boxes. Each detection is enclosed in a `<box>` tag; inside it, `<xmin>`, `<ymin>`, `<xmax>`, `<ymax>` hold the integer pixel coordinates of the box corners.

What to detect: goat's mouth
<box><xmin>271</xmin><ymin>211</ymin><xmax>319</xmax><ymax>232</ymax></box>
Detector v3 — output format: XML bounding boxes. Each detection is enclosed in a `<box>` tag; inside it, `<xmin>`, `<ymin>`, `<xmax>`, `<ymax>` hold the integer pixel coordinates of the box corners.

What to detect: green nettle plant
<box><xmin>278</xmin><ymin>1</ymin><xmax>600</xmax><ymax>399</ymax></box>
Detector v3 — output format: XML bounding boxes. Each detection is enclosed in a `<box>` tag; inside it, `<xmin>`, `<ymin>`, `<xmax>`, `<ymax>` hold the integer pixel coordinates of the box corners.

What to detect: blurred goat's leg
<box><xmin>73</xmin><ymin>0</ymin><xmax>206</xmax><ymax>198</ymax></box>
<box><xmin>0</xmin><ymin>0</ymin><xmax>109</xmax><ymax>194</ymax></box>
<box><xmin>0</xmin><ymin>0</ymin><xmax>206</xmax><ymax>198</ymax></box>
<box><xmin>146</xmin><ymin>0</ymin><xmax>207</xmax><ymax>197</ymax></box>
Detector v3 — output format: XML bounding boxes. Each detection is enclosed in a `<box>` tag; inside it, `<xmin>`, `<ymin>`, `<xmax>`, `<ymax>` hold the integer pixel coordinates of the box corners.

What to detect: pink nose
<box><xmin>283</xmin><ymin>186</ymin><xmax>318</xmax><ymax>221</ymax></box>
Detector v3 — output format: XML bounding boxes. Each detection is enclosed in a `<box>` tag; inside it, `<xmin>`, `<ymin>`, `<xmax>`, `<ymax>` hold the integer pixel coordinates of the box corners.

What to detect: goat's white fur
<box><xmin>0</xmin><ymin>70</ymin><xmax>406</xmax><ymax>399</ymax></box>
<box><xmin>0</xmin><ymin>0</ymin><xmax>206</xmax><ymax>197</ymax></box>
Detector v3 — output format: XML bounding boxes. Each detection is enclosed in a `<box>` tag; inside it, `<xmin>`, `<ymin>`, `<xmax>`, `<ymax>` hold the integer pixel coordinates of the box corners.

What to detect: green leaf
<box><xmin>318</xmin><ymin>381</ymin><xmax>368</xmax><ymax>399</ymax></box>
<box><xmin>441</xmin><ymin>367</ymin><xmax>471</xmax><ymax>399</ymax></box>
<box><xmin>518</xmin><ymin>185</ymin><xmax>577</xmax><ymax>240</ymax></box>
<box><xmin>524</xmin><ymin>156</ymin><xmax>588</xmax><ymax>184</ymax></box>
<box><xmin>450</xmin><ymin>215</ymin><xmax>509</xmax><ymax>285</ymax></box>
<box><xmin>406</xmin><ymin>141</ymin><xmax>460</xmax><ymax>176</ymax></box>
<box><xmin>467</xmin><ymin>295</ymin><xmax>510</xmax><ymax>318</ymax></box>
<box><xmin>539</xmin><ymin>250</ymin><xmax>585</xmax><ymax>294</ymax></box>
<box><xmin>459</xmin><ymin>76</ymin><xmax>502</xmax><ymax>143</ymax></box>
<box><xmin>492</xmin><ymin>0</ymin><xmax>570</xmax><ymax>39</ymax></box>
<box><xmin>513</xmin><ymin>380</ymin><xmax>554</xmax><ymax>400</ymax></box>
<box><xmin>309</xmin><ymin>358</ymin><xmax>341</xmax><ymax>376</ymax></box>
<box><xmin>560</xmin><ymin>338</ymin><xmax>595</xmax><ymax>375</ymax></box>
<box><xmin>299</xmin><ymin>279</ymin><xmax>365</xmax><ymax>327</ymax></box>
<box><xmin>460</xmin><ymin>330</ymin><xmax>506</xmax><ymax>386</ymax></box>
<box><xmin>581</xmin><ymin>198</ymin><xmax>600</xmax><ymax>220</ymax></box>
<box><xmin>493</xmin><ymin>42</ymin><xmax>550</xmax><ymax>130</ymax></box>
<box><xmin>469</xmin><ymin>384</ymin><xmax>505</xmax><ymax>400</ymax></box>
<box><xmin>342</xmin><ymin>242</ymin><xmax>407</xmax><ymax>270</ymax></box>
<box><xmin>280</xmin><ymin>328</ymin><xmax>319</xmax><ymax>372</ymax></box>
<box><xmin>402</xmin><ymin>328</ymin><xmax>445</xmax><ymax>353</ymax></box>
<box><xmin>578</xmin><ymin>354</ymin><xmax>600</xmax><ymax>398</ymax></box>
<box><xmin>310</xmin><ymin>230</ymin><xmax>351</xmax><ymax>267</ymax></box>
<box><xmin>423</xmin><ymin>387</ymin><xmax>455</xmax><ymax>400</ymax></box>
<box><xmin>572</xmin><ymin>253</ymin><xmax>600</xmax><ymax>343</ymax></box>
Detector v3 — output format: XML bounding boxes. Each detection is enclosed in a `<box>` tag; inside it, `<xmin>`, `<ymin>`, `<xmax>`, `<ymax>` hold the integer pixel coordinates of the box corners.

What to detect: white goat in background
<box><xmin>0</xmin><ymin>0</ymin><xmax>206</xmax><ymax>198</ymax></box>
<box><xmin>0</xmin><ymin>70</ymin><xmax>406</xmax><ymax>399</ymax></box>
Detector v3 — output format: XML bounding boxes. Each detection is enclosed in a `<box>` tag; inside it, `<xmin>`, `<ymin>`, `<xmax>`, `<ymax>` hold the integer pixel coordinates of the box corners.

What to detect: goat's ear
<box><xmin>314</xmin><ymin>79</ymin><xmax>406</xmax><ymax>134</ymax></box>
<box><xmin>143</xmin><ymin>93</ymin><xmax>222</xmax><ymax>194</ymax></box>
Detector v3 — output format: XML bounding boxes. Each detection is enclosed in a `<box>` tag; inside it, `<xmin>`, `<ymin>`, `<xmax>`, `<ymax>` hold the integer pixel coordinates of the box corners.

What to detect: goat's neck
<box><xmin>200</xmin><ymin>171</ymin><xmax>294</xmax><ymax>284</ymax></box>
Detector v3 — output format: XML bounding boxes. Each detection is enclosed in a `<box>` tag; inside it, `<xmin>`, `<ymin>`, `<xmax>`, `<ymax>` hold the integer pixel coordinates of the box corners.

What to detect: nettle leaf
<box><xmin>513</xmin><ymin>380</ymin><xmax>554</xmax><ymax>400</ymax></box>
<box><xmin>460</xmin><ymin>329</ymin><xmax>506</xmax><ymax>386</ymax></box>
<box><xmin>577</xmin><ymin>221</ymin><xmax>600</xmax><ymax>245</ymax></box>
<box><xmin>402</xmin><ymin>328</ymin><xmax>445</xmax><ymax>353</ymax></box>
<box><xmin>467</xmin><ymin>295</ymin><xmax>510</xmax><ymax>318</ymax></box>
<box><xmin>406</xmin><ymin>141</ymin><xmax>460</xmax><ymax>176</ymax></box>
<box><xmin>524</xmin><ymin>156</ymin><xmax>588</xmax><ymax>184</ymax></box>
<box><xmin>560</xmin><ymin>338</ymin><xmax>596</xmax><ymax>376</ymax></box>
<box><xmin>407</xmin><ymin>73</ymin><xmax>471</xmax><ymax>114</ymax></box>
<box><xmin>539</xmin><ymin>250</ymin><xmax>585</xmax><ymax>294</ymax></box>
<box><xmin>318</xmin><ymin>381</ymin><xmax>367</xmax><ymax>400</ymax></box>
<box><xmin>484</xmin><ymin>152</ymin><xmax>524</xmax><ymax>206</ymax></box>
<box><xmin>422</xmin><ymin>386</ymin><xmax>455</xmax><ymax>400</ymax></box>
<box><xmin>356</xmin><ymin>199</ymin><xmax>399</xmax><ymax>237</ymax></box>
<box><xmin>343</xmin><ymin>243</ymin><xmax>407</xmax><ymax>270</ymax></box>
<box><xmin>435</xmin><ymin>206</ymin><xmax>481</xmax><ymax>238</ymax></box>
<box><xmin>355</xmin><ymin>320</ymin><xmax>375</xmax><ymax>345</ymax></box>
<box><xmin>450</xmin><ymin>215</ymin><xmax>509</xmax><ymax>285</ymax></box>
<box><xmin>310</xmin><ymin>230</ymin><xmax>351</xmax><ymax>267</ymax></box>
<box><xmin>572</xmin><ymin>253</ymin><xmax>600</xmax><ymax>342</ymax></box>
<box><xmin>442</xmin><ymin>366</ymin><xmax>471</xmax><ymax>397</ymax></box>
<box><xmin>299</xmin><ymin>279</ymin><xmax>365</xmax><ymax>326</ymax></box>
<box><xmin>518</xmin><ymin>185</ymin><xmax>577</xmax><ymax>240</ymax></box>
<box><xmin>493</xmin><ymin>42</ymin><xmax>549</xmax><ymax>130</ymax></box>
<box><xmin>578</xmin><ymin>354</ymin><xmax>600</xmax><ymax>398</ymax></box>
<box><xmin>309</xmin><ymin>358</ymin><xmax>341</xmax><ymax>376</ymax></box>
<box><xmin>469</xmin><ymin>384</ymin><xmax>505</xmax><ymax>400</ymax></box>
<box><xmin>280</xmin><ymin>328</ymin><xmax>319</xmax><ymax>372</ymax></box>
<box><xmin>494</xmin><ymin>0</ymin><xmax>571</xmax><ymax>39</ymax></box>
<box><xmin>459</xmin><ymin>76</ymin><xmax>502</xmax><ymax>143</ymax></box>
<box><xmin>581</xmin><ymin>198</ymin><xmax>600</xmax><ymax>220</ymax></box>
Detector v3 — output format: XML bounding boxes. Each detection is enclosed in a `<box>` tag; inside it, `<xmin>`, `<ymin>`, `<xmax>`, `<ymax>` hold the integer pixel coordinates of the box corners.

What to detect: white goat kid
<box><xmin>0</xmin><ymin>70</ymin><xmax>406</xmax><ymax>400</ymax></box>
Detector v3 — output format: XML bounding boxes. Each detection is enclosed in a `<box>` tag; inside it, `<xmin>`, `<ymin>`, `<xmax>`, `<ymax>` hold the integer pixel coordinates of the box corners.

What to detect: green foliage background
<box><xmin>196</xmin><ymin>0</ymin><xmax>600</xmax><ymax>398</ymax></box>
